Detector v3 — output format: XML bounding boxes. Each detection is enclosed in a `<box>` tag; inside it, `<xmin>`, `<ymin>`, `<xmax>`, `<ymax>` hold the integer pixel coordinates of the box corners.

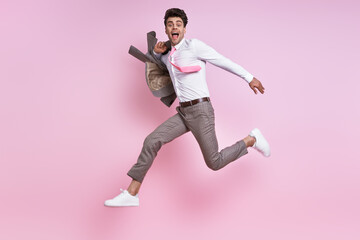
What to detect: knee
<box><xmin>143</xmin><ymin>133</ymin><xmax>162</xmax><ymax>151</ymax></box>
<box><xmin>205</xmin><ymin>158</ymin><xmax>221</xmax><ymax>171</ymax></box>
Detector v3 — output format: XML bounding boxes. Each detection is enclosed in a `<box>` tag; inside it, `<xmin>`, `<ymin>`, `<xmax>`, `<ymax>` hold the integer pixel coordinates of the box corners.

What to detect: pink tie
<box><xmin>168</xmin><ymin>47</ymin><xmax>201</xmax><ymax>73</ymax></box>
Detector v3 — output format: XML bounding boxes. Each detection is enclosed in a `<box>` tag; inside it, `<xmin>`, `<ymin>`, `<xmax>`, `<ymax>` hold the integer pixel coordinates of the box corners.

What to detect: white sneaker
<box><xmin>104</xmin><ymin>189</ymin><xmax>139</xmax><ymax>207</ymax></box>
<box><xmin>249</xmin><ymin>128</ymin><xmax>271</xmax><ymax>157</ymax></box>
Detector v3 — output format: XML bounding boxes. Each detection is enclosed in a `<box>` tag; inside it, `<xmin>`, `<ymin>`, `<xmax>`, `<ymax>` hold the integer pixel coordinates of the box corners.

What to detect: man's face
<box><xmin>165</xmin><ymin>17</ymin><xmax>186</xmax><ymax>46</ymax></box>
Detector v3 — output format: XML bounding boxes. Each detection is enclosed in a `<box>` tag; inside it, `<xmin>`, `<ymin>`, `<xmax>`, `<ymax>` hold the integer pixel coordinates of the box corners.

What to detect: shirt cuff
<box><xmin>244</xmin><ymin>74</ymin><xmax>254</xmax><ymax>83</ymax></box>
<box><xmin>153</xmin><ymin>50</ymin><xmax>161</xmax><ymax>58</ymax></box>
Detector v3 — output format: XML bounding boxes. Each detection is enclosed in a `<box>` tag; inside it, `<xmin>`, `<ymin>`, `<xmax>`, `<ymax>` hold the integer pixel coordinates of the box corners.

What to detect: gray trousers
<box><xmin>127</xmin><ymin>101</ymin><xmax>248</xmax><ymax>183</ymax></box>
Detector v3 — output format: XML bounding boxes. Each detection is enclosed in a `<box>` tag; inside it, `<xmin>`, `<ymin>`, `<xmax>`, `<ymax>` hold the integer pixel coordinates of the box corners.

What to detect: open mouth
<box><xmin>171</xmin><ymin>32</ymin><xmax>179</xmax><ymax>40</ymax></box>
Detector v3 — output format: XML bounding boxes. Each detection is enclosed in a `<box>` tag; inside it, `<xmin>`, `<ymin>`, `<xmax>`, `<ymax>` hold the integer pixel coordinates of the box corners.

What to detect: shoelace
<box><xmin>113</xmin><ymin>189</ymin><xmax>126</xmax><ymax>200</ymax></box>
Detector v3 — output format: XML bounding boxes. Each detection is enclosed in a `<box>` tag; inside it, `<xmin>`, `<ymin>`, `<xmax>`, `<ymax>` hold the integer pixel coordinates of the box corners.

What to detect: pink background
<box><xmin>1</xmin><ymin>0</ymin><xmax>360</xmax><ymax>239</ymax></box>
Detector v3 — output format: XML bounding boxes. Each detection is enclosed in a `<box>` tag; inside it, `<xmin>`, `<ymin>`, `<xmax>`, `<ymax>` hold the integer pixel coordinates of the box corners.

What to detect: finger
<box><xmin>251</xmin><ymin>86</ymin><xmax>257</xmax><ymax>94</ymax></box>
<box><xmin>258</xmin><ymin>85</ymin><xmax>264</xmax><ymax>94</ymax></box>
<box><xmin>256</xmin><ymin>82</ymin><xmax>264</xmax><ymax>94</ymax></box>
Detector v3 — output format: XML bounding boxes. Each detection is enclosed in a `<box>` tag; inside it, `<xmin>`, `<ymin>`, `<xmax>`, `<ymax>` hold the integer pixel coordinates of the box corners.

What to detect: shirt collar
<box><xmin>173</xmin><ymin>38</ymin><xmax>186</xmax><ymax>50</ymax></box>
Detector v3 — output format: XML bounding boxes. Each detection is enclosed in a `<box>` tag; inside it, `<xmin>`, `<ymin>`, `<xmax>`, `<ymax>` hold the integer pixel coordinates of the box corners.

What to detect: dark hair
<box><xmin>164</xmin><ymin>8</ymin><xmax>188</xmax><ymax>27</ymax></box>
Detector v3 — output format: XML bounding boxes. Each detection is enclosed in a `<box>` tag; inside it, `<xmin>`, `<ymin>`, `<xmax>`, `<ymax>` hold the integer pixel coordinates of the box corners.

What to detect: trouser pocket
<box><xmin>176</xmin><ymin>106</ymin><xmax>186</xmax><ymax>119</ymax></box>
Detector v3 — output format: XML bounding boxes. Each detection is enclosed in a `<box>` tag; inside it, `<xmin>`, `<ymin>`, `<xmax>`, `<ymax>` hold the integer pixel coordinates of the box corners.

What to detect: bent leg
<box><xmin>127</xmin><ymin>113</ymin><xmax>189</xmax><ymax>183</ymax></box>
<box><xmin>183</xmin><ymin>102</ymin><xmax>248</xmax><ymax>171</ymax></box>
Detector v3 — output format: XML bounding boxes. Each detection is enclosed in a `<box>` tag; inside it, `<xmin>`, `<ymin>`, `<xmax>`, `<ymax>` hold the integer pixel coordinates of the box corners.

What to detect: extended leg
<box><xmin>126</xmin><ymin>113</ymin><xmax>189</xmax><ymax>192</ymax></box>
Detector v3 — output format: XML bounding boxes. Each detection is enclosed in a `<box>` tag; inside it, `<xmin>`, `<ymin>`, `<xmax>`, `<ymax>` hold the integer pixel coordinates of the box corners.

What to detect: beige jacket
<box><xmin>128</xmin><ymin>31</ymin><xmax>176</xmax><ymax>107</ymax></box>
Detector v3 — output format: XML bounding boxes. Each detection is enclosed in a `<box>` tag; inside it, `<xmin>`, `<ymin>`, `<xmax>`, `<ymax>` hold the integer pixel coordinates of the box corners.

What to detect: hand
<box><xmin>249</xmin><ymin>77</ymin><xmax>265</xmax><ymax>94</ymax></box>
<box><xmin>154</xmin><ymin>41</ymin><xmax>168</xmax><ymax>54</ymax></box>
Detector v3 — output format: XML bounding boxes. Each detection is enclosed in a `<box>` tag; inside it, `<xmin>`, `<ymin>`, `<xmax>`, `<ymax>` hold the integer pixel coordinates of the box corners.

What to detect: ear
<box><xmin>184</xmin><ymin>27</ymin><xmax>186</xmax><ymax>34</ymax></box>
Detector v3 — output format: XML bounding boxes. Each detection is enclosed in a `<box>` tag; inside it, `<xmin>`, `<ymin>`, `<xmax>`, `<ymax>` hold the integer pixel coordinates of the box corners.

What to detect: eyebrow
<box><xmin>167</xmin><ymin>20</ymin><xmax>183</xmax><ymax>24</ymax></box>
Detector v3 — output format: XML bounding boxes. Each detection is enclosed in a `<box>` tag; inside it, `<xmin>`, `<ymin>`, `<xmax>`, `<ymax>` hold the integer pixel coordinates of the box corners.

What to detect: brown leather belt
<box><xmin>180</xmin><ymin>97</ymin><xmax>210</xmax><ymax>107</ymax></box>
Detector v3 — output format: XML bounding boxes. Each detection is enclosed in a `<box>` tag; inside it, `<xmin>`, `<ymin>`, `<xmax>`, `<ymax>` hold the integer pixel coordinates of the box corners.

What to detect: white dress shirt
<box><xmin>155</xmin><ymin>38</ymin><xmax>254</xmax><ymax>102</ymax></box>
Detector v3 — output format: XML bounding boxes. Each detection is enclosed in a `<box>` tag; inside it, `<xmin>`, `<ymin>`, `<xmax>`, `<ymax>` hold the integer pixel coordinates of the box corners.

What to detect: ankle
<box><xmin>127</xmin><ymin>180</ymin><xmax>141</xmax><ymax>196</ymax></box>
<box><xmin>127</xmin><ymin>189</ymin><xmax>138</xmax><ymax>196</ymax></box>
<box><xmin>244</xmin><ymin>135</ymin><xmax>256</xmax><ymax>148</ymax></box>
